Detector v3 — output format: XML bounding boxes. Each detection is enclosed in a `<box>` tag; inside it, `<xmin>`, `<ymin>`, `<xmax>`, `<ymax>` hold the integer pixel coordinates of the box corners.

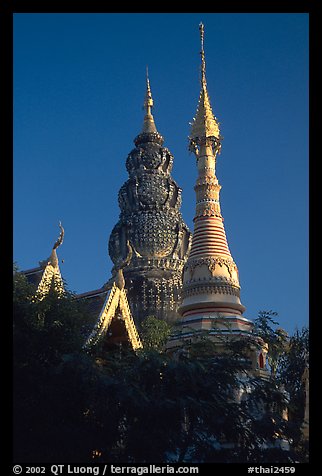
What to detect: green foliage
<box><xmin>277</xmin><ymin>327</ymin><xmax>309</xmax><ymax>452</ymax></box>
<box><xmin>13</xmin><ymin>269</ymin><xmax>309</xmax><ymax>463</ymax></box>
<box><xmin>13</xmin><ymin>266</ymin><xmax>90</xmax><ymax>366</ymax></box>
<box><xmin>253</xmin><ymin>311</ymin><xmax>309</xmax><ymax>461</ymax></box>
<box><xmin>278</xmin><ymin>327</ymin><xmax>309</xmax><ymax>394</ymax></box>
<box><xmin>140</xmin><ymin>315</ymin><xmax>172</xmax><ymax>351</ymax></box>
<box><xmin>253</xmin><ymin>310</ymin><xmax>289</xmax><ymax>377</ymax></box>
<box><xmin>13</xmin><ymin>266</ymin><xmax>95</xmax><ymax>461</ymax></box>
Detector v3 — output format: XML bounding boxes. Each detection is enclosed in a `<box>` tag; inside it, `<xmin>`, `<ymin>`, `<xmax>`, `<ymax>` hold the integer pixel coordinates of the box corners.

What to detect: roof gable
<box><xmin>84</xmin><ymin>282</ymin><xmax>142</xmax><ymax>351</ymax></box>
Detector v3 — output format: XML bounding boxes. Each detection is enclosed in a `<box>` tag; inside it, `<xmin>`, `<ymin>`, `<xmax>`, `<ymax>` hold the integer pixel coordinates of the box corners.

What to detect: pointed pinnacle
<box><xmin>142</xmin><ymin>67</ymin><xmax>157</xmax><ymax>133</ymax></box>
<box><xmin>190</xmin><ymin>23</ymin><xmax>221</xmax><ymax>148</ymax></box>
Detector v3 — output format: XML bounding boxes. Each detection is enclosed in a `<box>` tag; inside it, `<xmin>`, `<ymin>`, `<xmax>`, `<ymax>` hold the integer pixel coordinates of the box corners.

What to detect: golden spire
<box><xmin>142</xmin><ymin>66</ymin><xmax>157</xmax><ymax>134</ymax></box>
<box><xmin>190</xmin><ymin>23</ymin><xmax>221</xmax><ymax>155</ymax></box>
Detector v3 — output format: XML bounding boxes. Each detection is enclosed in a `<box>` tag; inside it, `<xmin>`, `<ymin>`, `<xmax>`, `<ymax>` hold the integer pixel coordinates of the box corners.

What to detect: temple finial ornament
<box><xmin>35</xmin><ymin>222</ymin><xmax>65</xmax><ymax>300</ymax></box>
<box><xmin>190</xmin><ymin>22</ymin><xmax>221</xmax><ymax>156</ymax></box>
<box><xmin>53</xmin><ymin>221</ymin><xmax>64</xmax><ymax>250</ymax></box>
<box><xmin>144</xmin><ymin>66</ymin><xmax>153</xmax><ymax>115</ymax></box>
<box><xmin>142</xmin><ymin>67</ymin><xmax>157</xmax><ymax>133</ymax></box>
<box><xmin>48</xmin><ymin>221</ymin><xmax>64</xmax><ymax>268</ymax></box>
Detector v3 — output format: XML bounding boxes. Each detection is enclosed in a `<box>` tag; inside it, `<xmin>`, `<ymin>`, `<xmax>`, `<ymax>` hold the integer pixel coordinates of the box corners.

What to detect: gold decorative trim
<box><xmin>84</xmin><ymin>282</ymin><xmax>142</xmax><ymax>351</ymax></box>
<box><xmin>182</xmin><ymin>281</ymin><xmax>241</xmax><ymax>298</ymax></box>
<box><xmin>35</xmin><ymin>263</ymin><xmax>64</xmax><ymax>301</ymax></box>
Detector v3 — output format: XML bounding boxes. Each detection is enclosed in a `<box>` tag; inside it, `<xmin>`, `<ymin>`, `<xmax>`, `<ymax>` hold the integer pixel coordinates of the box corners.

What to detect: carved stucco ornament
<box><xmin>185</xmin><ymin>256</ymin><xmax>239</xmax><ymax>284</ymax></box>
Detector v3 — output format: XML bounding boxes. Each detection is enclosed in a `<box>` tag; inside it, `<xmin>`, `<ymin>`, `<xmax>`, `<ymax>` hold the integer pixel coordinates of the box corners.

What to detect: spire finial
<box><xmin>189</xmin><ymin>22</ymin><xmax>221</xmax><ymax>156</ymax></box>
<box><xmin>142</xmin><ymin>66</ymin><xmax>157</xmax><ymax>133</ymax></box>
<box><xmin>53</xmin><ymin>221</ymin><xmax>64</xmax><ymax>250</ymax></box>
<box><xmin>144</xmin><ymin>65</ymin><xmax>153</xmax><ymax>114</ymax></box>
<box><xmin>47</xmin><ymin>221</ymin><xmax>64</xmax><ymax>268</ymax></box>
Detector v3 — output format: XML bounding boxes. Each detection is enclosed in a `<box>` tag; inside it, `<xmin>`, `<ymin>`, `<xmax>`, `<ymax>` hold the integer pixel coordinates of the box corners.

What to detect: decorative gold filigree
<box><xmin>84</xmin><ymin>281</ymin><xmax>142</xmax><ymax>351</ymax></box>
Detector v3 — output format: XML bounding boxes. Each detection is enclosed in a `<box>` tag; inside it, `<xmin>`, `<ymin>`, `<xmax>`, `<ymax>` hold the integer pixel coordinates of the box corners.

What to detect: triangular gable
<box><xmin>35</xmin><ymin>260</ymin><xmax>64</xmax><ymax>301</ymax></box>
<box><xmin>33</xmin><ymin>222</ymin><xmax>65</xmax><ymax>301</ymax></box>
<box><xmin>84</xmin><ymin>281</ymin><xmax>142</xmax><ymax>351</ymax></box>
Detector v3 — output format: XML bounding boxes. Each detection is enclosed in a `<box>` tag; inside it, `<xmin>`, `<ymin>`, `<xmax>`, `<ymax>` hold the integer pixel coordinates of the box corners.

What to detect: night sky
<box><xmin>13</xmin><ymin>13</ymin><xmax>309</xmax><ymax>335</ymax></box>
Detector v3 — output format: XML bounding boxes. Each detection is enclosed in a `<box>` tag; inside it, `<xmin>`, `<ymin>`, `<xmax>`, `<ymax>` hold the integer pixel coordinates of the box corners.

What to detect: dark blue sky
<box><xmin>13</xmin><ymin>13</ymin><xmax>308</xmax><ymax>335</ymax></box>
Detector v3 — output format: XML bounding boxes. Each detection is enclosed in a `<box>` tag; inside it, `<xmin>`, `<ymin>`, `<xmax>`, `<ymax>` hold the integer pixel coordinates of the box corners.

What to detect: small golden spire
<box><xmin>190</xmin><ymin>23</ymin><xmax>221</xmax><ymax>155</ymax></box>
<box><xmin>142</xmin><ymin>66</ymin><xmax>157</xmax><ymax>133</ymax></box>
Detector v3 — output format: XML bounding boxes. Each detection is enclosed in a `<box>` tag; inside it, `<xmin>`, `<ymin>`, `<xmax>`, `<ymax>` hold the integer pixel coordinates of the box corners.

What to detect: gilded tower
<box><xmin>108</xmin><ymin>72</ymin><xmax>191</xmax><ymax>326</ymax></box>
<box><xmin>178</xmin><ymin>24</ymin><xmax>254</xmax><ymax>337</ymax></box>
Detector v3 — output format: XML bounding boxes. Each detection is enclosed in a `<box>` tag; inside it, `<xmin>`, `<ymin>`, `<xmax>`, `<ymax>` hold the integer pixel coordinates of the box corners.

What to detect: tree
<box><xmin>253</xmin><ymin>310</ymin><xmax>309</xmax><ymax>462</ymax></box>
<box><xmin>13</xmin><ymin>268</ymin><xmax>309</xmax><ymax>463</ymax></box>
<box><xmin>13</xmin><ymin>264</ymin><xmax>95</xmax><ymax>461</ymax></box>
<box><xmin>277</xmin><ymin>327</ymin><xmax>309</xmax><ymax>461</ymax></box>
<box><xmin>140</xmin><ymin>315</ymin><xmax>172</xmax><ymax>351</ymax></box>
<box><xmin>253</xmin><ymin>310</ymin><xmax>289</xmax><ymax>378</ymax></box>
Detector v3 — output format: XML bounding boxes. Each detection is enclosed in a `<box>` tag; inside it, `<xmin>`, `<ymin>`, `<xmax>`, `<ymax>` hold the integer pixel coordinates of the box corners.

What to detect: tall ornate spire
<box><xmin>177</xmin><ymin>23</ymin><xmax>250</xmax><ymax>338</ymax></box>
<box><xmin>108</xmin><ymin>70</ymin><xmax>191</xmax><ymax>326</ymax></box>
<box><xmin>189</xmin><ymin>23</ymin><xmax>221</xmax><ymax>158</ymax></box>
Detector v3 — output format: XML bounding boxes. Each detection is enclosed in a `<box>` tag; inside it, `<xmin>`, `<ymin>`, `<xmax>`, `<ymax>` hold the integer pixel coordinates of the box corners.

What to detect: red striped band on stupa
<box><xmin>189</xmin><ymin>215</ymin><xmax>232</xmax><ymax>259</ymax></box>
<box><xmin>182</xmin><ymin>307</ymin><xmax>243</xmax><ymax>318</ymax></box>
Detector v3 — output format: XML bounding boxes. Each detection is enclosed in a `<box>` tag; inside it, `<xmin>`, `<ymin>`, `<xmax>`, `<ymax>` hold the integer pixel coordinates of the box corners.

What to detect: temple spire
<box><xmin>190</xmin><ymin>23</ymin><xmax>221</xmax><ymax>157</ymax></box>
<box><xmin>178</xmin><ymin>22</ymin><xmax>247</xmax><ymax>333</ymax></box>
<box><xmin>142</xmin><ymin>66</ymin><xmax>157</xmax><ymax>134</ymax></box>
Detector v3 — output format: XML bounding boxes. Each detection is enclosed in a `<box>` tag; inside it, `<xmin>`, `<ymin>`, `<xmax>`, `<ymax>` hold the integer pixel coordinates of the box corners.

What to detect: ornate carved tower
<box><xmin>108</xmin><ymin>72</ymin><xmax>191</xmax><ymax>326</ymax></box>
<box><xmin>178</xmin><ymin>24</ymin><xmax>253</xmax><ymax>336</ymax></box>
